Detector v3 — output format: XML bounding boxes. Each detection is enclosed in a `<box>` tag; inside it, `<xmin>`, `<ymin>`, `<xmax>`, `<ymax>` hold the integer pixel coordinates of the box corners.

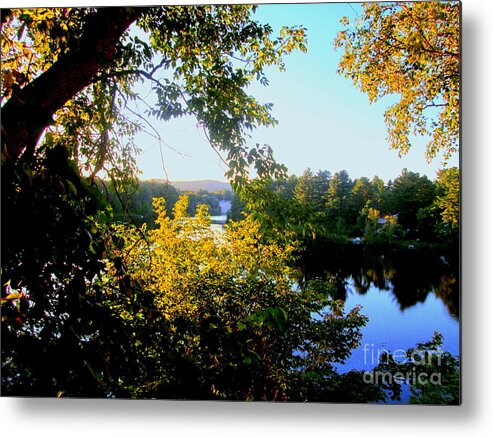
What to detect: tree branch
<box><xmin>1</xmin><ymin>7</ymin><xmax>146</xmax><ymax>163</ymax></box>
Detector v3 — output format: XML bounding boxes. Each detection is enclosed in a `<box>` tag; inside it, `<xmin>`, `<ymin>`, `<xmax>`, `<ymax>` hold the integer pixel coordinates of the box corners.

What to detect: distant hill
<box><xmin>169</xmin><ymin>179</ymin><xmax>231</xmax><ymax>193</ymax></box>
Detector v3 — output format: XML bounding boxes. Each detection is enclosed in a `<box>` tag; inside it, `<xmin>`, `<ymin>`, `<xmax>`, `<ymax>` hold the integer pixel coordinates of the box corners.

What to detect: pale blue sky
<box><xmin>134</xmin><ymin>2</ymin><xmax>459</xmax><ymax>182</ymax></box>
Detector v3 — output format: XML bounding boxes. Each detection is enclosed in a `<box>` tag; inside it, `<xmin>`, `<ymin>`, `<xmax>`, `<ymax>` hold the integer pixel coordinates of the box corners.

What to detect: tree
<box><xmin>1</xmin><ymin>5</ymin><xmax>307</xmax><ymax>396</ymax></box>
<box><xmin>0</xmin><ymin>147</ymin><xmax>138</xmax><ymax>396</ymax></box>
<box><xmin>185</xmin><ymin>190</ymin><xmax>222</xmax><ymax>217</ymax></box>
<box><xmin>349</xmin><ymin>176</ymin><xmax>373</xmax><ymax>231</ymax></box>
<box><xmin>111</xmin><ymin>195</ymin><xmax>374</xmax><ymax>400</ymax></box>
<box><xmin>1</xmin><ymin>7</ymin><xmax>143</xmax><ymax>162</ymax></box>
<box><xmin>335</xmin><ymin>1</ymin><xmax>460</xmax><ymax>162</ymax></box>
<box><xmin>326</xmin><ymin>170</ymin><xmax>354</xmax><ymax>234</ymax></box>
<box><xmin>386</xmin><ymin>169</ymin><xmax>435</xmax><ymax>234</ymax></box>
<box><xmin>2</xmin><ymin>6</ymin><xmax>306</xmax><ymax>183</ymax></box>
<box><xmin>293</xmin><ymin>169</ymin><xmax>330</xmax><ymax>213</ymax></box>
<box><xmin>369</xmin><ymin>175</ymin><xmax>387</xmax><ymax>211</ymax></box>
<box><xmin>105</xmin><ymin>179</ymin><xmax>181</xmax><ymax>228</ymax></box>
<box><xmin>363</xmin><ymin>207</ymin><xmax>381</xmax><ymax>243</ymax></box>
<box><xmin>227</xmin><ymin>191</ymin><xmax>247</xmax><ymax>222</ymax></box>
<box><xmin>435</xmin><ymin>167</ymin><xmax>460</xmax><ymax>231</ymax></box>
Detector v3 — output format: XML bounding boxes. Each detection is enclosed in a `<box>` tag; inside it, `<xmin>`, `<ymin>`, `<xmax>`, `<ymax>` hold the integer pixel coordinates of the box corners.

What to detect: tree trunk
<box><xmin>1</xmin><ymin>7</ymin><xmax>145</xmax><ymax>163</ymax></box>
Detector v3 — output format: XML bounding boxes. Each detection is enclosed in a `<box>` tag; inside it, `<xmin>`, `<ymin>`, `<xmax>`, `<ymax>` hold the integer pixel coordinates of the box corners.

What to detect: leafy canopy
<box><xmin>2</xmin><ymin>6</ymin><xmax>307</xmax><ymax>185</ymax></box>
<box><xmin>335</xmin><ymin>1</ymin><xmax>459</xmax><ymax>162</ymax></box>
<box><xmin>434</xmin><ymin>167</ymin><xmax>460</xmax><ymax>230</ymax></box>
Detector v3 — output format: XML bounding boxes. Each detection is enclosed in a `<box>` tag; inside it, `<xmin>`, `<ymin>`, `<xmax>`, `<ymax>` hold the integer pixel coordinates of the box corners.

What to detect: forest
<box><xmin>104</xmin><ymin>179</ymin><xmax>231</xmax><ymax>227</ymax></box>
<box><xmin>108</xmin><ymin>166</ymin><xmax>458</xmax><ymax>247</ymax></box>
<box><xmin>1</xmin><ymin>3</ymin><xmax>460</xmax><ymax>404</ymax></box>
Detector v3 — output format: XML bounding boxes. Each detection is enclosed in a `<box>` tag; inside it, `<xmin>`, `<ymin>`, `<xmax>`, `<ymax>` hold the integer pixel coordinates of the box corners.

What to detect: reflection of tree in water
<box><xmin>297</xmin><ymin>242</ymin><xmax>458</xmax><ymax>319</ymax></box>
<box><xmin>434</xmin><ymin>275</ymin><xmax>459</xmax><ymax>320</ymax></box>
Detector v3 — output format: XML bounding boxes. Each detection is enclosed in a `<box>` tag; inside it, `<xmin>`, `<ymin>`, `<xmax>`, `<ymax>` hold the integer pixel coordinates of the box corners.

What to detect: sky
<box><xmin>129</xmin><ymin>2</ymin><xmax>459</xmax><ymax>183</ymax></box>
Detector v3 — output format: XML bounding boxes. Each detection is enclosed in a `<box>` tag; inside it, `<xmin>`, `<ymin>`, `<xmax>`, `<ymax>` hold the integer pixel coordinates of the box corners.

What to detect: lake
<box><xmin>297</xmin><ymin>242</ymin><xmax>460</xmax><ymax>402</ymax></box>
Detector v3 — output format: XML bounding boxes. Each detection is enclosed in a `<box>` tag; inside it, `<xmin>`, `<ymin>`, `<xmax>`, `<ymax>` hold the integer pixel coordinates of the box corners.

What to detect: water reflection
<box><xmin>297</xmin><ymin>243</ymin><xmax>459</xmax><ymax>320</ymax></box>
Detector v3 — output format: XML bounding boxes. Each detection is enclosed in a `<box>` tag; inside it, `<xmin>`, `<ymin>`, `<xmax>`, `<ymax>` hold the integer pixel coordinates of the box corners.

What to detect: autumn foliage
<box><xmin>104</xmin><ymin>195</ymin><xmax>370</xmax><ymax>400</ymax></box>
<box><xmin>335</xmin><ymin>2</ymin><xmax>459</xmax><ymax>161</ymax></box>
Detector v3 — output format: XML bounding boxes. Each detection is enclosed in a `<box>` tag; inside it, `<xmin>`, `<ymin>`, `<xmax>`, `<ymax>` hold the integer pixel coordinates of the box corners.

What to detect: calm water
<box><xmin>298</xmin><ymin>243</ymin><xmax>460</xmax><ymax>374</ymax></box>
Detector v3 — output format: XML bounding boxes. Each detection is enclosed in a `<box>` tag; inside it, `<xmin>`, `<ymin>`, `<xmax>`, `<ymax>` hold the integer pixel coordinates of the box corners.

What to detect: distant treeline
<box><xmin>101</xmin><ymin>167</ymin><xmax>459</xmax><ymax>247</ymax></box>
<box><xmin>102</xmin><ymin>180</ymin><xmax>232</xmax><ymax>228</ymax></box>
<box><xmin>239</xmin><ymin>167</ymin><xmax>459</xmax><ymax>247</ymax></box>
